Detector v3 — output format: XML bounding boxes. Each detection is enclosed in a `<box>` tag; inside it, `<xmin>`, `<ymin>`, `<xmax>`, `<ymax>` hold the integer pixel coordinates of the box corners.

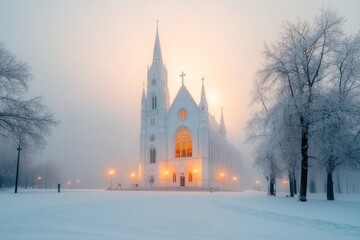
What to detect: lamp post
<box><xmin>38</xmin><ymin>176</ymin><xmax>42</xmax><ymax>189</ymax></box>
<box><xmin>220</xmin><ymin>172</ymin><xmax>225</xmax><ymax>190</ymax></box>
<box><xmin>164</xmin><ymin>171</ymin><xmax>169</xmax><ymax>187</ymax></box>
<box><xmin>130</xmin><ymin>173</ymin><xmax>135</xmax><ymax>188</ymax></box>
<box><xmin>282</xmin><ymin>180</ymin><xmax>288</xmax><ymax>193</ymax></box>
<box><xmin>232</xmin><ymin>177</ymin><xmax>237</xmax><ymax>190</ymax></box>
<box><xmin>109</xmin><ymin>170</ymin><xmax>114</xmax><ymax>190</ymax></box>
<box><xmin>76</xmin><ymin>179</ymin><xmax>80</xmax><ymax>189</ymax></box>
<box><xmin>14</xmin><ymin>144</ymin><xmax>22</xmax><ymax>193</ymax></box>
<box><xmin>255</xmin><ymin>180</ymin><xmax>260</xmax><ymax>191</ymax></box>
<box><xmin>194</xmin><ymin>169</ymin><xmax>198</xmax><ymax>188</ymax></box>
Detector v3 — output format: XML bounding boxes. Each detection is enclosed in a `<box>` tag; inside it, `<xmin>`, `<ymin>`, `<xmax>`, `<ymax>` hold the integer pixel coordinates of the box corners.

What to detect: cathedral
<box><xmin>138</xmin><ymin>27</ymin><xmax>241</xmax><ymax>190</ymax></box>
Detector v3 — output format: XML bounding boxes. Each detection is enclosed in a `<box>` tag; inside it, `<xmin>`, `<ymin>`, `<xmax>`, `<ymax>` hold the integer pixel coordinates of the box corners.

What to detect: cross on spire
<box><xmin>201</xmin><ymin>76</ymin><xmax>205</xmax><ymax>84</ymax></box>
<box><xmin>180</xmin><ymin>71</ymin><xmax>186</xmax><ymax>85</ymax></box>
<box><xmin>156</xmin><ymin>20</ymin><xmax>158</xmax><ymax>30</ymax></box>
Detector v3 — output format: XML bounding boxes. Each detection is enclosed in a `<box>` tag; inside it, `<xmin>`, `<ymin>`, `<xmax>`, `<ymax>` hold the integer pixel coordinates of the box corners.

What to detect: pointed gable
<box><xmin>169</xmin><ymin>84</ymin><xmax>199</xmax><ymax>112</ymax></box>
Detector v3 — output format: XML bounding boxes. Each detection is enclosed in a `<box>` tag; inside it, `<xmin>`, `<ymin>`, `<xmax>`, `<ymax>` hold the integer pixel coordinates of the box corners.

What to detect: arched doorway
<box><xmin>180</xmin><ymin>172</ymin><xmax>185</xmax><ymax>187</ymax></box>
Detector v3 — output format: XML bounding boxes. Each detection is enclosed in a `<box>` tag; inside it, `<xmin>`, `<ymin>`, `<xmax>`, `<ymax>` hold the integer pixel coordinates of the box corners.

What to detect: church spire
<box><xmin>141</xmin><ymin>82</ymin><xmax>147</xmax><ymax>112</ymax></box>
<box><xmin>152</xmin><ymin>21</ymin><xmax>163</xmax><ymax>64</ymax></box>
<box><xmin>141</xmin><ymin>84</ymin><xmax>146</xmax><ymax>102</ymax></box>
<box><xmin>219</xmin><ymin>107</ymin><xmax>227</xmax><ymax>137</ymax></box>
<box><xmin>199</xmin><ymin>76</ymin><xmax>208</xmax><ymax>110</ymax></box>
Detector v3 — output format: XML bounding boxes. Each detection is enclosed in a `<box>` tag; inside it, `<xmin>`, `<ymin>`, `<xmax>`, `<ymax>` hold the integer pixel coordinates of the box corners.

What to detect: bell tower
<box><xmin>140</xmin><ymin>24</ymin><xmax>170</xmax><ymax>186</ymax></box>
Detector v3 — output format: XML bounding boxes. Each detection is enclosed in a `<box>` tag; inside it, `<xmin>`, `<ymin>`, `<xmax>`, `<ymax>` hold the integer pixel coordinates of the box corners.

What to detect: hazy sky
<box><xmin>1</xmin><ymin>0</ymin><xmax>360</xmax><ymax>188</ymax></box>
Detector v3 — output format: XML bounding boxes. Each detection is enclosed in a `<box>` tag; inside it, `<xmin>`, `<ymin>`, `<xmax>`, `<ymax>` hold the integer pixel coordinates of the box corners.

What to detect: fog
<box><xmin>1</xmin><ymin>0</ymin><xmax>359</xmax><ymax>189</ymax></box>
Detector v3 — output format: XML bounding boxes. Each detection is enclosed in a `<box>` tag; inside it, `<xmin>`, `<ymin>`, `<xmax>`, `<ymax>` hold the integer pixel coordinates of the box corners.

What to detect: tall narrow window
<box><xmin>150</xmin><ymin>148</ymin><xmax>156</xmax><ymax>164</ymax></box>
<box><xmin>152</xmin><ymin>95</ymin><xmax>157</xmax><ymax>110</ymax></box>
<box><xmin>172</xmin><ymin>172</ymin><xmax>176</xmax><ymax>182</ymax></box>
<box><xmin>150</xmin><ymin>118</ymin><xmax>155</xmax><ymax>126</ymax></box>
<box><xmin>175</xmin><ymin>129</ymin><xmax>192</xmax><ymax>158</ymax></box>
<box><xmin>189</xmin><ymin>172</ymin><xmax>193</xmax><ymax>182</ymax></box>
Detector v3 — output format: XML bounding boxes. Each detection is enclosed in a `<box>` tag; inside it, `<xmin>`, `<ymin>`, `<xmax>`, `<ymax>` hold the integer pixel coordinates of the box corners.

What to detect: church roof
<box><xmin>169</xmin><ymin>84</ymin><xmax>199</xmax><ymax>113</ymax></box>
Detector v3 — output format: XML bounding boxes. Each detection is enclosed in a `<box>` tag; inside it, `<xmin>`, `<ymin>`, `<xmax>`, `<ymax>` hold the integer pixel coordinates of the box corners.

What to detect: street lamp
<box><xmin>194</xmin><ymin>169</ymin><xmax>198</xmax><ymax>188</ymax></box>
<box><xmin>76</xmin><ymin>179</ymin><xmax>80</xmax><ymax>189</ymax></box>
<box><xmin>232</xmin><ymin>177</ymin><xmax>237</xmax><ymax>190</ymax></box>
<box><xmin>130</xmin><ymin>172</ymin><xmax>135</xmax><ymax>188</ymax></box>
<box><xmin>220</xmin><ymin>172</ymin><xmax>225</xmax><ymax>190</ymax></box>
<box><xmin>14</xmin><ymin>143</ymin><xmax>22</xmax><ymax>193</ymax></box>
<box><xmin>255</xmin><ymin>180</ymin><xmax>260</xmax><ymax>191</ymax></box>
<box><xmin>164</xmin><ymin>171</ymin><xmax>169</xmax><ymax>187</ymax></box>
<box><xmin>38</xmin><ymin>176</ymin><xmax>42</xmax><ymax>189</ymax></box>
<box><xmin>282</xmin><ymin>180</ymin><xmax>288</xmax><ymax>192</ymax></box>
<box><xmin>109</xmin><ymin>170</ymin><xmax>114</xmax><ymax>190</ymax></box>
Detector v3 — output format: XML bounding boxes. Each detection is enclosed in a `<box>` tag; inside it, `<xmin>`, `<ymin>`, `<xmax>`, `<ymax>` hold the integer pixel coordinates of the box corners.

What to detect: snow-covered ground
<box><xmin>0</xmin><ymin>190</ymin><xmax>359</xmax><ymax>240</ymax></box>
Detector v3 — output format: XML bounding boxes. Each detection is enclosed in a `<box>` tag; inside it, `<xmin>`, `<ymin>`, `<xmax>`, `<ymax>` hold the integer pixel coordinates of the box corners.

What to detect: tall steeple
<box><xmin>219</xmin><ymin>107</ymin><xmax>227</xmax><ymax>137</ymax></box>
<box><xmin>147</xmin><ymin>22</ymin><xmax>170</xmax><ymax>111</ymax></box>
<box><xmin>152</xmin><ymin>22</ymin><xmax>163</xmax><ymax>65</ymax></box>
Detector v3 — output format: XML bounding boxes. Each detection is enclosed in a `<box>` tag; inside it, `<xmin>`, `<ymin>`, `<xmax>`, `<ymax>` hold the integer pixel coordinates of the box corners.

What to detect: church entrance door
<box><xmin>180</xmin><ymin>176</ymin><xmax>185</xmax><ymax>187</ymax></box>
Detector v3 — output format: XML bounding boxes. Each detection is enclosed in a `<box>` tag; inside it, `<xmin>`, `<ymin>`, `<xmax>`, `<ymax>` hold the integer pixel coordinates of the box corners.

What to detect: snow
<box><xmin>1</xmin><ymin>190</ymin><xmax>359</xmax><ymax>240</ymax></box>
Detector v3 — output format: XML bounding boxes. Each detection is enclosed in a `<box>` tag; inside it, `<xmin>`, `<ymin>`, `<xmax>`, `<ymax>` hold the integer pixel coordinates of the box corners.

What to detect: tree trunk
<box><xmin>269</xmin><ymin>175</ymin><xmax>276</xmax><ymax>196</ymax></box>
<box><xmin>294</xmin><ymin>177</ymin><xmax>297</xmax><ymax>195</ymax></box>
<box><xmin>327</xmin><ymin>171</ymin><xmax>335</xmax><ymax>200</ymax></box>
<box><xmin>289</xmin><ymin>173</ymin><xmax>294</xmax><ymax>197</ymax></box>
<box><xmin>299</xmin><ymin>121</ymin><xmax>309</xmax><ymax>202</ymax></box>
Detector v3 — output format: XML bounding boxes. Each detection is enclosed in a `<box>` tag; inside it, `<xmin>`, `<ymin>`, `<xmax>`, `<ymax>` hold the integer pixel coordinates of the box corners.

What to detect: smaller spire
<box><xmin>141</xmin><ymin>82</ymin><xmax>146</xmax><ymax>103</ymax></box>
<box><xmin>200</xmin><ymin>76</ymin><xmax>208</xmax><ymax>109</ymax></box>
<box><xmin>219</xmin><ymin>107</ymin><xmax>227</xmax><ymax>136</ymax></box>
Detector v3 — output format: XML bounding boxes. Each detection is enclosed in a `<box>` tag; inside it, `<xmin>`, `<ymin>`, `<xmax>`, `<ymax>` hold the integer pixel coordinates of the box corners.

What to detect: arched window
<box><xmin>189</xmin><ymin>172</ymin><xmax>193</xmax><ymax>182</ymax></box>
<box><xmin>175</xmin><ymin>129</ymin><xmax>192</xmax><ymax>158</ymax></box>
<box><xmin>150</xmin><ymin>148</ymin><xmax>156</xmax><ymax>164</ymax></box>
<box><xmin>151</xmin><ymin>95</ymin><xmax>157</xmax><ymax>110</ymax></box>
<box><xmin>172</xmin><ymin>172</ymin><xmax>176</xmax><ymax>182</ymax></box>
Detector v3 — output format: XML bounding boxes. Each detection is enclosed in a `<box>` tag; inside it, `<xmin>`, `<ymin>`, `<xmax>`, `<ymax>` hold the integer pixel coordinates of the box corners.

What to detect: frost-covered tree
<box><xmin>311</xmin><ymin>33</ymin><xmax>360</xmax><ymax>200</ymax></box>
<box><xmin>0</xmin><ymin>43</ymin><xmax>58</xmax><ymax>192</ymax></box>
<box><xmin>0</xmin><ymin>43</ymin><xmax>57</xmax><ymax>148</ymax></box>
<box><xmin>254</xmin><ymin>9</ymin><xmax>346</xmax><ymax>201</ymax></box>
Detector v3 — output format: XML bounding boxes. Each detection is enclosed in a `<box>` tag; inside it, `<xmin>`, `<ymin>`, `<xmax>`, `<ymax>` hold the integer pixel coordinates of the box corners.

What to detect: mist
<box><xmin>1</xmin><ymin>0</ymin><xmax>360</xmax><ymax>189</ymax></box>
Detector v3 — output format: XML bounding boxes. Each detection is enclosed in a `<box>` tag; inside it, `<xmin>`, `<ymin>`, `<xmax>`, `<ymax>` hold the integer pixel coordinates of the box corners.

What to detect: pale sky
<box><xmin>0</xmin><ymin>0</ymin><xmax>359</xmax><ymax>188</ymax></box>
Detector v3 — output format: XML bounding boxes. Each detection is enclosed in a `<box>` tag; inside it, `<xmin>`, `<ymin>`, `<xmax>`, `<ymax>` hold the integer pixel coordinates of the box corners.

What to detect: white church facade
<box><xmin>138</xmin><ymin>28</ymin><xmax>241</xmax><ymax>190</ymax></box>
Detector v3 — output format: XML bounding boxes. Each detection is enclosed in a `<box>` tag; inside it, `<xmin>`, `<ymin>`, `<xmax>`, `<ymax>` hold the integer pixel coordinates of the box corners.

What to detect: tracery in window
<box><xmin>175</xmin><ymin>129</ymin><xmax>192</xmax><ymax>158</ymax></box>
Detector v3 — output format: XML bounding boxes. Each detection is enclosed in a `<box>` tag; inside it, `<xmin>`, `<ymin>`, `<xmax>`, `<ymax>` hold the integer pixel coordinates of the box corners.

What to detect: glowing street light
<box><xmin>232</xmin><ymin>176</ymin><xmax>237</xmax><ymax>190</ymax></box>
<box><xmin>109</xmin><ymin>170</ymin><xmax>115</xmax><ymax>190</ymax></box>
<box><xmin>38</xmin><ymin>176</ymin><xmax>42</xmax><ymax>189</ymax></box>
<box><xmin>255</xmin><ymin>180</ymin><xmax>260</xmax><ymax>191</ymax></box>
<box><xmin>164</xmin><ymin>171</ymin><xmax>169</xmax><ymax>187</ymax></box>
<box><xmin>130</xmin><ymin>172</ymin><xmax>135</xmax><ymax>188</ymax></box>
<box><xmin>220</xmin><ymin>172</ymin><xmax>225</xmax><ymax>190</ymax></box>
<box><xmin>194</xmin><ymin>169</ymin><xmax>198</xmax><ymax>188</ymax></box>
<box><xmin>282</xmin><ymin>179</ymin><xmax>288</xmax><ymax>192</ymax></box>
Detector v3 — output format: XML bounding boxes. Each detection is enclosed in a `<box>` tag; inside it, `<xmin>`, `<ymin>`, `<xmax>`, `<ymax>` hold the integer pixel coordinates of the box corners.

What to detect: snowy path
<box><xmin>0</xmin><ymin>190</ymin><xmax>359</xmax><ymax>240</ymax></box>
